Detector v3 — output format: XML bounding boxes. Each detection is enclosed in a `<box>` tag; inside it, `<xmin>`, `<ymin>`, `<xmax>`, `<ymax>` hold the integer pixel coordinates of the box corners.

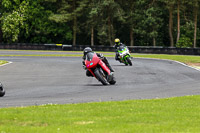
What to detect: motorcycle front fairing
<box><xmin>85</xmin><ymin>52</ymin><xmax>99</xmax><ymax>77</ymax></box>
<box><xmin>85</xmin><ymin>53</ymin><xmax>99</xmax><ymax>68</ymax></box>
<box><xmin>119</xmin><ymin>46</ymin><xmax>130</xmax><ymax>59</ymax></box>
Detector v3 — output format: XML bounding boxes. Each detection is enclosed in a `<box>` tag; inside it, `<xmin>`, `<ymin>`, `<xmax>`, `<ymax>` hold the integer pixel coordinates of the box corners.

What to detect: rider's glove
<box><xmin>82</xmin><ymin>65</ymin><xmax>87</xmax><ymax>70</ymax></box>
<box><xmin>82</xmin><ymin>61</ymin><xmax>87</xmax><ymax>70</ymax></box>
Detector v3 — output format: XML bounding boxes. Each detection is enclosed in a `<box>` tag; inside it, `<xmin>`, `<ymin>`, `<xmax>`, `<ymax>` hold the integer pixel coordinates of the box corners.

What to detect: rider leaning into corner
<box><xmin>82</xmin><ymin>47</ymin><xmax>114</xmax><ymax>77</ymax></box>
<box><xmin>114</xmin><ymin>38</ymin><xmax>127</xmax><ymax>62</ymax></box>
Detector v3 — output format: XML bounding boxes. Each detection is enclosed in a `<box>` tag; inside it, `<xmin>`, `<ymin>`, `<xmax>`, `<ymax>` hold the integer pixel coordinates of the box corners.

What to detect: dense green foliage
<box><xmin>0</xmin><ymin>0</ymin><xmax>200</xmax><ymax>47</ymax></box>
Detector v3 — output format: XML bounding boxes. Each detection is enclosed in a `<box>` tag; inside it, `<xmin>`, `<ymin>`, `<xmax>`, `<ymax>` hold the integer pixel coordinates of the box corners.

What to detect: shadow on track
<box><xmin>112</xmin><ymin>64</ymin><xmax>128</xmax><ymax>66</ymax></box>
<box><xmin>84</xmin><ymin>84</ymin><xmax>111</xmax><ymax>86</ymax></box>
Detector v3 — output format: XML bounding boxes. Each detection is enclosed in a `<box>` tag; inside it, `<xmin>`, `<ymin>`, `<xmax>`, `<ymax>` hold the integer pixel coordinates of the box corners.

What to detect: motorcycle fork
<box><xmin>124</xmin><ymin>55</ymin><xmax>129</xmax><ymax>64</ymax></box>
<box><xmin>88</xmin><ymin>69</ymin><xmax>96</xmax><ymax>78</ymax></box>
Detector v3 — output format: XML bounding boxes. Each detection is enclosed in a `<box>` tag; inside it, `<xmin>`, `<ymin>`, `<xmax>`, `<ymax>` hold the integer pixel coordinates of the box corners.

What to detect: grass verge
<box><xmin>0</xmin><ymin>60</ymin><xmax>8</xmax><ymax>65</ymax></box>
<box><xmin>0</xmin><ymin>51</ymin><xmax>199</xmax><ymax>64</ymax></box>
<box><xmin>132</xmin><ymin>54</ymin><xmax>200</xmax><ymax>64</ymax></box>
<box><xmin>1</xmin><ymin>95</ymin><xmax>200</xmax><ymax>132</ymax></box>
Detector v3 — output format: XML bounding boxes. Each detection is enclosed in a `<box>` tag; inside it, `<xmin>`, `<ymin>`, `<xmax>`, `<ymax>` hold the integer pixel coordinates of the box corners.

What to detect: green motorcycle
<box><xmin>117</xmin><ymin>45</ymin><xmax>132</xmax><ymax>66</ymax></box>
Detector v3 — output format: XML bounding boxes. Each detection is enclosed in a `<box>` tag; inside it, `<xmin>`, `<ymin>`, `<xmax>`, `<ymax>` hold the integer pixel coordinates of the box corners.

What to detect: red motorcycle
<box><xmin>85</xmin><ymin>52</ymin><xmax>116</xmax><ymax>85</ymax></box>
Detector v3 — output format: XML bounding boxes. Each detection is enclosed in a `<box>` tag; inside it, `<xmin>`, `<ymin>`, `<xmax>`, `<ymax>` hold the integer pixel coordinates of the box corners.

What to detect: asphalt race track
<box><xmin>0</xmin><ymin>51</ymin><xmax>200</xmax><ymax>108</ymax></box>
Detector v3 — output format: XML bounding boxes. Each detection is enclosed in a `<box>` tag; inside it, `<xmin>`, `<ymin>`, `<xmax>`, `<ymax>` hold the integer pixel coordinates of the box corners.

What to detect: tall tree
<box><xmin>95</xmin><ymin>0</ymin><xmax>124</xmax><ymax>46</ymax></box>
<box><xmin>179</xmin><ymin>0</ymin><xmax>199</xmax><ymax>48</ymax></box>
<box><xmin>176</xmin><ymin>0</ymin><xmax>180</xmax><ymax>44</ymax></box>
<box><xmin>167</xmin><ymin>0</ymin><xmax>175</xmax><ymax>47</ymax></box>
<box><xmin>119</xmin><ymin>0</ymin><xmax>136</xmax><ymax>46</ymax></box>
<box><xmin>84</xmin><ymin>0</ymin><xmax>99</xmax><ymax>46</ymax></box>
<box><xmin>48</xmin><ymin>0</ymin><xmax>88</xmax><ymax>46</ymax></box>
<box><xmin>144</xmin><ymin>0</ymin><xmax>163</xmax><ymax>46</ymax></box>
<box><xmin>0</xmin><ymin>0</ymin><xmax>4</xmax><ymax>42</ymax></box>
<box><xmin>193</xmin><ymin>0</ymin><xmax>198</xmax><ymax>48</ymax></box>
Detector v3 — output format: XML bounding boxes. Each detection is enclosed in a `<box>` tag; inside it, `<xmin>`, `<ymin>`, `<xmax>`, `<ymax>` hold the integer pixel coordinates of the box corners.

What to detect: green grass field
<box><xmin>0</xmin><ymin>96</ymin><xmax>200</xmax><ymax>132</ymax></box>
<box><xmin>0</xmin><ymin>51</ymin><xmax>200</xmax><ymax>132</ymax></box>
<box><xmin>0</xmin><ymin>60</ymin><xmax>8</xmax><ymax>65</ymax></box>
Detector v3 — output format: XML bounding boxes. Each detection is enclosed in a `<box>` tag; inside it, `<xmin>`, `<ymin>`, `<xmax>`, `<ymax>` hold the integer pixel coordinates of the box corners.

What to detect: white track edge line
<box><xmin>0</xmin><ymin>61</ymin><xmax>13</xmax><ymax>67</ymax></box>
<box><xmin>134</xmin><ymin>57</ymin><xmax>200</xmax><ymax>72</ymax></box>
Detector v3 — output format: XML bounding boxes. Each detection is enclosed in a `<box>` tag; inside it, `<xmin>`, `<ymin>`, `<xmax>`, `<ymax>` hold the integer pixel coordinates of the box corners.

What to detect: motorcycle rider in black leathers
<box><xmin>113</xmin><ymin>38</ymin><xmax>126</xmax><ymax>62</ymax></box>
<box><xmin>82</xmin><ymin>47</ymin><xmax>114</xmax><ymax>77</ymax></box>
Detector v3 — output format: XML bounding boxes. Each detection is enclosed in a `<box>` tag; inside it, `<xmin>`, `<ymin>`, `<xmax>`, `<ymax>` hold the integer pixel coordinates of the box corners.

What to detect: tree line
<box><xmin>0</xmin><ymin>0</ymin><xmax>199</xmax><ymax>48</ymax></box>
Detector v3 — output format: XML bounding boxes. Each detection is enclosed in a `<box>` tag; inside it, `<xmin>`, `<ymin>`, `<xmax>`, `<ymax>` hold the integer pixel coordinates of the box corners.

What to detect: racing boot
<box><xmin>115</xmin><ymin>54</ymin><xmax>119</xmax><ymax>61</ymax></box>
<box><xmin>115</xmin><ymin>55</ymin><xmax>122</xmax><ymax>63</ymax></box>
<box><xmin>118</xmin><ymin>58</ymin><xmax>122</xmax><ymax>63</ymax></box>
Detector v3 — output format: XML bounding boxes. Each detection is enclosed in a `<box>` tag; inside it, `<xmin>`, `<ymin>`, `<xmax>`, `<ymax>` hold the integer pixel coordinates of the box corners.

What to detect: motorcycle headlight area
<box><xmin>120</xmin><ymin>51</ymin><xmax>126</xmax><ymax>56</ymax></box>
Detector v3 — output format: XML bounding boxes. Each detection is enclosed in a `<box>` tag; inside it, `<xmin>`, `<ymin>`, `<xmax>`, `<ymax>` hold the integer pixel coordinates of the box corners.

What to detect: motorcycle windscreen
<box><xmin>86</xmin><ymin>52</ymin><xmax>94</xmax><ymax>61</ymax></box>
<box><xmin>118</xmin><ymin>46</ymin><xmax>125</xmax><ymax>51</ymax></box>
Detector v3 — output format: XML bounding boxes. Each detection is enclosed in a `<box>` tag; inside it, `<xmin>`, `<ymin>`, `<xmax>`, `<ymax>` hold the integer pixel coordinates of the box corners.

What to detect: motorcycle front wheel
<box><xmin>0</xmin><ymin>83</ymin><xmax>5</xmax><ymax>97</ymax></box>
<box><xmin>94</xmin><ymin>68</ymin><xmax>109</xmax><ymax>85</ymax></box>
<box><xmin>126</xmin><ymin>57</ymin><xmax>132</xmax><ymax>66</ymax></box>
